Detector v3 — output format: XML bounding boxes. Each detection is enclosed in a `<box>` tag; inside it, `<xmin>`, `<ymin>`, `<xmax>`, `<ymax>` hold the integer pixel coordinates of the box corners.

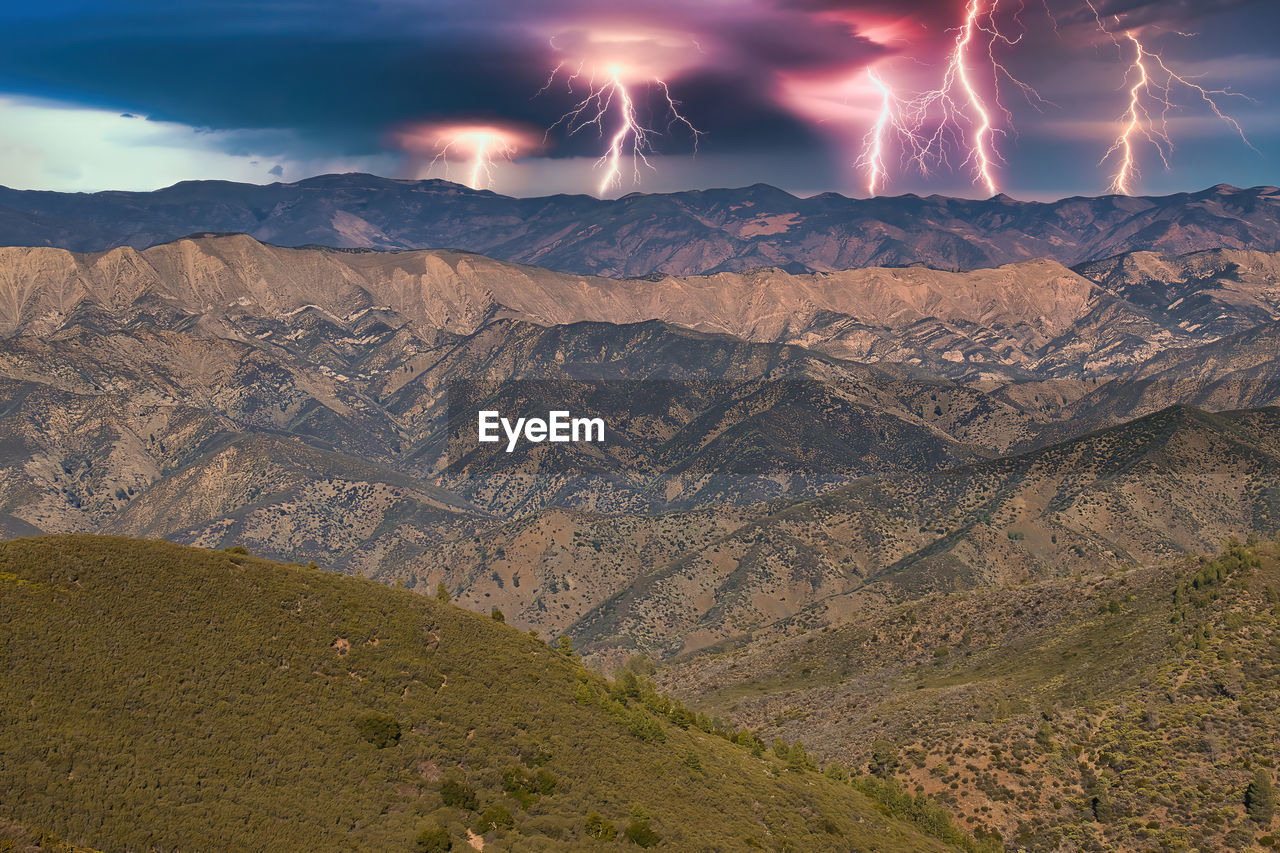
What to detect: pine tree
<box><xmin>870</xmin><ymin>740</ymin><xmax>899</xmax><ymax>776</ymax></box>
<box><xmin>1090</xmin><ymin>785</ymin><xmax>1113</xmax><ymax>823</ymax></box>
<box><xmin>1247</xmin><ymin>769</ymin><xmax>1276</xmax><ymax>824</ymax></box>
<box><xmin>435</xmin><ymin>582</ymin><xmax>450</xmax><ymax>603</ymax></box>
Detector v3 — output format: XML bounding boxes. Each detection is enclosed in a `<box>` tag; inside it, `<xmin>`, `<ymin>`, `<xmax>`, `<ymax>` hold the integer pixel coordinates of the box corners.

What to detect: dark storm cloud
<box><xmin>0</xmin><ymin>0</ymin><xmax>1275</xmax><ymax>194</ymax></box>
<box><xmin>0</xmin><ymin>0</ymin><xmax>895</xmax><ymax>160</ymax></box>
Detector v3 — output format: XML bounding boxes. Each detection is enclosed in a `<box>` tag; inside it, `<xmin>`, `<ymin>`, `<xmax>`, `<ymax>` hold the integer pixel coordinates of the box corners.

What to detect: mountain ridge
<box><xmin>4</xmin><ymin>235</ymin><xmax>1278</xmax><ymax>380</ymax></box>
<box><xmin>2</xmin><ymin>175</ymin><xmax>1279</xmax><ymax>277</ymax></box>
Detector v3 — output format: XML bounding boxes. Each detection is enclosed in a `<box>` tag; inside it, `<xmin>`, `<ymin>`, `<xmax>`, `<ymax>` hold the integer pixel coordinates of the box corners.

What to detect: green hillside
<box><xmin>664</xmin><ymin>539</ymin><xmax>1280</xmax><ymax>851</ymax></box>
<box><xmin>0</xmin><ymin>535</ymin><xmax>958</xmax><ymax>852</ymax></box>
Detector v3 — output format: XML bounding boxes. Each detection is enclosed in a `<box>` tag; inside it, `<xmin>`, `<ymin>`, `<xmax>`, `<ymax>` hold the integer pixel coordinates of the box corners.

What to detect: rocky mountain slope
<box><xmin>419</xmin><ymin>406</ymin><xmax>1280</xmax><ymax>660</ymax></box>
<box><xmin>2</xmin><ymin>236</ymin><xmax>1278</xmax><ymax>379</ymax></box>
<box><xmin>0</xmin><ymin>235</ymin><xmax>1277</xmax><ymax>591</ymax></box>
<box><xmin>0</xmin><ymin>311</ymin><xmax>1051</xmax><ymax>540</ymax></box>
<box><xmin>1069</xmin><ymin>319</ymin><xmax>1280</xmax><ymax>423</ymax></box>
<box><xmin>1</xmin><ymin>175</ymin><xmax>1278</xmax><ymax>276</ymax></box>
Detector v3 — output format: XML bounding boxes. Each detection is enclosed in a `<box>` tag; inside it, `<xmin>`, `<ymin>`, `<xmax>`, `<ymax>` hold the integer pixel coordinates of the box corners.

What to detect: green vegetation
<box><xmin>415</xmin><ymin>824</ymin><xmax>452</xmax><ymax>852</ymax></box>
<box><xmin>0</xmin><ymin>535</ymin><xmax>958</xmax><ymax>851</ymax></box>
<box><xmin>584</xmin><ymin>812</ymin><xmax>616</xmax><ymax>840</ymax></box>
<box><xmin>1248</xmin><ymin>770</ymin><xmax>1276</xmax><ymax>825</ymax></box>
<box><xmin>355</xmin><ymin>711</ymin><xmax>403</xmax><ymax>748</ymax></box>
<box><xmin>673</xmin><ymin>539</ymin><xmax>1280</xmax><ymax>852</ymax></box>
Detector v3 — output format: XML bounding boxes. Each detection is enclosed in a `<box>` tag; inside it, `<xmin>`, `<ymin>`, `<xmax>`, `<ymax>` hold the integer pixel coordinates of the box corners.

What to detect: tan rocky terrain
<box><xmin>0</xmin><ymin>234</ymin><xmax>1277</xmax><ymax>590</ymax></box>
<box><xmin>1069</xmin><ymin>319</ymin><xmax>1280</xmax><ymax>424</ymax></box>
<box><xmin>0</xmin><ymin>234</ymin><xmax>1272</xmax><ymax>379</ymax></box>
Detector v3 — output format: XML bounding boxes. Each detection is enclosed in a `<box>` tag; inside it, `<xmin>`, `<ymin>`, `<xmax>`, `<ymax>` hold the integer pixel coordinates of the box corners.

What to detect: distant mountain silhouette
<box><xmin>1</xmin><ymin>174</ymin><xmax>1278</xmax><ymax>276</ymax></box>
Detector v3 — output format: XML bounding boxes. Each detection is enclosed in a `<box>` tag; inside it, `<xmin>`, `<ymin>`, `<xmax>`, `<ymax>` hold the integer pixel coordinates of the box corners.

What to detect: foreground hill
<box><xmin>660</xmin><ymin>539</ymin><xmax>1280</xmax><ymax>851</ymax></box>
<box><xmin>1</xmin><ymin>176</ymin><xmax>1278</xmax><ymax>276</ymax></box>
<box><xmin>0</xmin><ymin>535</ymin><xmax>960</xmax><ymax>852</ymax></box>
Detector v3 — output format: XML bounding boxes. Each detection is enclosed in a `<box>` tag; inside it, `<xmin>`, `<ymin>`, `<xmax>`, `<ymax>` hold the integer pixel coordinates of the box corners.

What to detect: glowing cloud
<box><xmin>394</xmin><ymin>121</ymin><xmax>544</xmax><ymax>190</ymax></box>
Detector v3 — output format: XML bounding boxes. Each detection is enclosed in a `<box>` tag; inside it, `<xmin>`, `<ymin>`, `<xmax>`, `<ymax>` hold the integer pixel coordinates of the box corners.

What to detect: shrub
<box><xmin>623</xmin><ymin>819</ymin><xmax>661</xmax><ymax>847</ymax></box>
<box><xmin>626</xmin><ymin>709</ymin><xmax>665</xmax><ymax>743</ymax></box>
<box><xmin>870</xmin><ymin>740</ymin><xmax>899</xmax><ymax>776</ymax></box>
<box><xmin>440</xmin><ymin>778</ymin><xmax>478</xmax><ymax>811</ymax></box>
<box><xmin>354</xmin><ymin>712</ymin><xmax>400</xmax><ymax>748</ymax></box>
<box><xmin>585</xmin><ymin>812</ymin><xmax>616</xmax><ymax>840</ymax></box>
<box><xmin>473</xmin><ymin>805</ymin><xmax>514</xmax><ymax>834</ymax></box>
<box><xmin>415</xmin><ymin>824</ymin><xmax>452</xmax><ymax>852</ymax></box>
<box><xmin>502</xmin><ymin>766</ymin><xmax>557</xmax><ymax>807</ymax></box>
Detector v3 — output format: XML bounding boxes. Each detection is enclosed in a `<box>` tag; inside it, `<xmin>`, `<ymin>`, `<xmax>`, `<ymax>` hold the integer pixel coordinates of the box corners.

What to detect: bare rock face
<box><xmin>2</xmin><ymin>176</ymin><xmax>1280</xmax><ymax>276</ymax></box>
<box><xmin>1</xmin><ymin>235</ymin><xmax>1274</xmax><ymax>380</ymax></box>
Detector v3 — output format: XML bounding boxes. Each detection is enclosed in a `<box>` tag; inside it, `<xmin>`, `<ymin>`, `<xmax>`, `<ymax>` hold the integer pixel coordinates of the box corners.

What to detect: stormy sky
<box><xmin>0</xmin><ymin>0</ymin><xmax>1276</xmax><ymax>198</ymax></box>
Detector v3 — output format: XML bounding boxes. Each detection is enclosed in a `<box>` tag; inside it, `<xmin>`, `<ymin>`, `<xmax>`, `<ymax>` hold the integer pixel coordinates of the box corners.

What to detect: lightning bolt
<box><xmin>952</xmin><ymin>0</ymin><xmax>1000</xmax><ymax>195</ymax></box>
<box><xmin>1089</xmin><ymin>5</ymin><xmax>1256</xmax><ymax>195</ymax></box>
<box><xmin>895</xmin><ymin>0</ymin><xmax>1046</xmax><ymax>196</ymax></box>
<box><xmin>857</xmin><ymin>69</ymin><xmax>924</xmax><ymax>196</ymax></box>
<box><xmin>1103</xmin><ymin>33</ymin><xmax>1154</xmax><ymax>195</ymax></box>
<box><xmin>430</xmin><ymin>131</ymin><xmax>519</xmax><ymax>191</ymax></box>
<box><xmin>544</xmin><ymin>61</ymin><xmax>701</xmax><ymax>197</ymax></box>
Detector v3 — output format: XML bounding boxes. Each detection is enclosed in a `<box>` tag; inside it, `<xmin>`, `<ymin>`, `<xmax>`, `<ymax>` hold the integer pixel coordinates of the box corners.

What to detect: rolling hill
<box><xmin>0</xmin><ymin>534</ymin><xmax>969</xmax><ymax>852</ymax></box>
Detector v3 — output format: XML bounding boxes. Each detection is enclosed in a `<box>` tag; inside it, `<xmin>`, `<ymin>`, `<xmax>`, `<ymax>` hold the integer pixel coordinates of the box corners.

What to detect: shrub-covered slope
<box><xmin>663</xmin><ymin>539</ymin><xmax>1280</xmax><ymax>851</ymax></box>
<box><xmin>0</xmin><ymin>535</ymin><xmax>954</xmax><ymax>852</ymax></box>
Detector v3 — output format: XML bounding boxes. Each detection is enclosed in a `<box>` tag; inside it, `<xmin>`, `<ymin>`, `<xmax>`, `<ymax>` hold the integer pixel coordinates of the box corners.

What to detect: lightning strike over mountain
<box><xmin>1103</xmin><ymin>33</ymin><xmax>1156</xmax><ymax>195</ymax></box>
<box><xmin>950</xmin><ymin>0</ymin><xmax>1000</xmax><ymax>194</ymax></box>
<box><xmin>394</xmin><ymin>122</ymin><xmax>541</xmax><ymax>190</ymax></box>
<box><xmin>900</xmin><ymin>0</ymin><xmax>1005</xmax><ymax>195</ymax></box>
<box><xmin>1088</xmin><ymin>5</ymin><xmax>1256</xmax><ymax>196</ymax></box>
<box><xmin>873</xmin><ymin>0</ymin><xmax>1046</xmax><ymax>197</ymax></box>
<box><xmin>856</xmin><ymin>69</ymin><xmax>923</xmax><ymax>196</ymax></box>
<box><xmin>541</xmin><ymin>31</ymin><xmax>702</xmax><ymax>196</ymax></box>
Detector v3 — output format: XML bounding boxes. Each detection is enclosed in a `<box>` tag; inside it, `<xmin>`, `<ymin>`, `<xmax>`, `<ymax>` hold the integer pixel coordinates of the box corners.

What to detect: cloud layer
<box><xmin>0</xmin><ymin>0</ymin><xmax>1274</xmax><ymax>196</ymax></box>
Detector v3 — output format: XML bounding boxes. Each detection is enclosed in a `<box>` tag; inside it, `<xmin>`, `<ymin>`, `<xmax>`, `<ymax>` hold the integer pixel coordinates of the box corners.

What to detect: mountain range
<box><xmin>2</xmin><ymin>175</ymin><xmax>1280</xmax><ymax>276</ymax></box>
<box><xmin>0</xmin><ymin>232</ymin><xmax>1277</xmax><ymax>608</ymax></box>
<box><xmin>4</xmin><ymin>181</ymin><xmax>1280</xmax><ymax>852</ymax></box>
